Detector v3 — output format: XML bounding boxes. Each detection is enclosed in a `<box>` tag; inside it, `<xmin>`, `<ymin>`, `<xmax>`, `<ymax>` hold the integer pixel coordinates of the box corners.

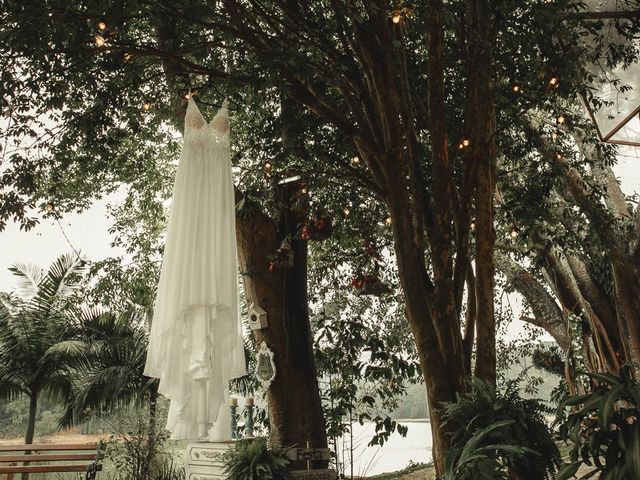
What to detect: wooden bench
<box><xmin>0</xmin><ymin>442</ymin><xmax>104</xmax><ymax>479</ymax></box>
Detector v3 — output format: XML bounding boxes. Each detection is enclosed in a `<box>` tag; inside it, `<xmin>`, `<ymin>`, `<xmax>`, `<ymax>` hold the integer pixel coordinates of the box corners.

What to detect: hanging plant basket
<box><xmin>268</xmin><ymin>239</ymin><xmax>294</xmax><ymax>271</ymax></box>
<box><xmin>302</xmin><ymin>214</ymin><xmax>333</xmax><ymax>241</ymax></box>
<box><xmin>351</xmin><ymin>274</ymin><xmax>391</xmax><ymax>296</ymax></box>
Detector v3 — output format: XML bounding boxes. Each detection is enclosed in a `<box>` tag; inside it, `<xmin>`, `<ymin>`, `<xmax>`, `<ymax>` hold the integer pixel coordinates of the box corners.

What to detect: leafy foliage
<box><xmin>221</xmin><ymin>438</ymin><xmax>292</xmax><ymax>480</ymax></box>
<box><xmin>61</xmin><ymin>306</ymin><xmax>158</xmax><ymax>427</ymax></box>
<box><xmin>557</xmin><ymin>365</ymin><xmax>640</xmax><ymax>480</ymax></box>
<box><xmin>441</xmin><ymin>379</ymin><xmax>560</xmax><ymax>480</ymax></box>
<box><xmin>104</xmin><ymin>401</ymin><xmax>179</xmax><ymax>480</ymax></box>
<box><xmin>0</xmin><ymin>254</ymin><xmax>88</xmax><ymax>438</ymax></box>
<box><xmin>442</xmin><ymin>419</ymin><xmax>538</xmax><ymax>480</ymax></box>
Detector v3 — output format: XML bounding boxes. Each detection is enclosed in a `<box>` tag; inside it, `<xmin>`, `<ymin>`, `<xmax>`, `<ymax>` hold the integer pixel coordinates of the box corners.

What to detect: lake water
<box><xmin>335</xmin><ymin>419</ymin><xmax>432</xmax><ymax>477</ymax></box>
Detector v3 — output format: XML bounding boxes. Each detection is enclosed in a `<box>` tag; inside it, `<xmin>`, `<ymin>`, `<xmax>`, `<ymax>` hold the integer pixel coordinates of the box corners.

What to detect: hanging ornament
<box><xmin>304</xmin><ymin>212</ymin><xmax>333</xmax><ymax>241</ymax></box>
<box><xmin>352</xmin><ymin>273</ymin><xmax>391</xmax><ymax>296</ymax></box>
<box><xmin>267</xmin><ymin>239</ymin><xmax>294</xmax><ymax>270</ymax></box>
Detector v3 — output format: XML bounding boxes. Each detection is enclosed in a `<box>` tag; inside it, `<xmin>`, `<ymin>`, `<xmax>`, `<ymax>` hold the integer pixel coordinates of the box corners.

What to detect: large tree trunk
<box><xmin>468</xmin><ymin>0</ymin><xmax>497</xmax><ymax>385</ymax></box>
<box><xmin>386</xmin><ymin>167</ymin><xmax>465</xmax><ymax>475</ymax></box>
<box><xmin>611</xmin><ymin>263</ymin><xmax>640</xmax><ymax>366</ymax></box>
<box><xmin>235</xmin><ymin>192</ymin><xmax>327</xmax><ymax>461</ymax></box>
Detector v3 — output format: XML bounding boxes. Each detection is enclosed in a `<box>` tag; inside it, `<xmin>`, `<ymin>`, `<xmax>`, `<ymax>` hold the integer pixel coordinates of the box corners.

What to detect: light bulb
<box><xmin>343</xmin><ymin>207</ymin><xmax>351</xmax><ymax>216</ymax></box>
<box><xmin>95</xmin><ymin>35</ymin><xmax>106</xmax><ymax>46</ymax></box>
<box><xmin>45</xmin><ymin>202</ymin><xmax>54</xmax><ymax>212</ymax></box>
<box><xmin>385</xmin><ymin>216</ymin><xmax>392</xmax><ymax>225</ymax></box>
<box><xmin>392</xmin><ymin>14</ymin><xmax>401</xmax><ymax>24</ymax></box>
<box><xmin>512</xmin><ymin>83</ymin><xmax>521</xmax><ymax>93</ymax></box>
<box><xmin>98</xmin><ymin>21</ymin><xmax>107</xmax><ymax>31</ymax></box>
<box><xmin>556</xmin><ymin>114</ymin><xmax>565</xmax><ymax>124</ymax></box>
<box><xmin>143</xmin><ymin>103</ymin><xmax>152</xmax><ymax>111</ymax></box>
<box><xmin>123</xmin><ymin>52</ymin><xmax>133</xmax><ymax>62</ymax></box>
<box><xmin>351</xmin><ymin>156</ymin><xmax>360</xmax><ymax>165</ymax></box>
<box><xmin>264</xmin><ymin>162</ymin><xmax>272</xmax><ymax>172</ymax></box>
<box><xmin>549</xmin><ymin>76</ymin><xmax>559</xmax><ymax>87</ymax></box>
<box><xmin>462</xmin><ymin>138</ymin><xmax>470</xmax><ymax>147</ymax></box>
<box><xmin>511</xmin><ymin>229</ymin><xmax>519</xmax><ymax>239</ymax></box>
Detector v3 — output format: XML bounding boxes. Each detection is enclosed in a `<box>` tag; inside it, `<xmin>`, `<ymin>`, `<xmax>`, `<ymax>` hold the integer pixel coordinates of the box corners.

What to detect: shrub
<box><xmin>557</xmin><ymin>365</ymin><xmax>640</xmax><ymax>480</ymax></box>
<box><xmin>441</xmin><ymin>379</ymin><xmax>560</xmax><ymax>480</ymax></box>
<box><xmin>221</xmin><ymin>438</ymin><xmax>292</xmax><ymax>480</ymax></box>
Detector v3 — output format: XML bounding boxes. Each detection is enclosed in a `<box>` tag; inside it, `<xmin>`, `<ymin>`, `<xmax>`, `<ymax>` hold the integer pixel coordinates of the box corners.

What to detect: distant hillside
<box><xmin>389</xmin><ymin>352</ymin><xmax>562</xmax><ymax>420</ymax></box>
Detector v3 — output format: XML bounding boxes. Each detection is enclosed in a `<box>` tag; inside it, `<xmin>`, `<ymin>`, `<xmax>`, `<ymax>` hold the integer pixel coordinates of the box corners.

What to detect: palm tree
<box><xmin>61</xmin><ymin>306</ymin><xmax>158</xmax><ymax>428</ymax></box>
<box><xmin>0</xmin><ymin>253</ymin><xmax>87</xmax><ymax>444</ymax></box>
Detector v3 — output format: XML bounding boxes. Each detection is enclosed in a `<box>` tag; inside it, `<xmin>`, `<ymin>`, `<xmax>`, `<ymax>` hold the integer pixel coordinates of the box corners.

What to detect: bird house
<box><xmin>248</xmin><ymin>304</ymin><xmax>268</xmax><ymax>330</ymax></box>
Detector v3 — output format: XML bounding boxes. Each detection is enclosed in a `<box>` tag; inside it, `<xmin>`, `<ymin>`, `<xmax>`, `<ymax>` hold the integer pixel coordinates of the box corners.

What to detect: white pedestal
<box><xmin>185</xmin><ymin>441</ymin><xmax>234</xmax><ymax>480</ymax></box>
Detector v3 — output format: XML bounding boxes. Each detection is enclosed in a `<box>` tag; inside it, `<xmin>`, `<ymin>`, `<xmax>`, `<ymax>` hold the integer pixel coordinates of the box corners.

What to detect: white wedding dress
<box><xmin>144</xmin><ymin>97</ymin><xmax>246</xmax><ymax>440</ymax></box>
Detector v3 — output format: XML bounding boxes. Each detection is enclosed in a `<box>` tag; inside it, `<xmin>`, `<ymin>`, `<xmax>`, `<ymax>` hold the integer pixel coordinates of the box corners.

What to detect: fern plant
<box><xmin>442</xmin><ymin>419</ymin><xmax>538</xmax><ymax>480</ymax></box>
<box><xmin>221</xmin><ymin>438</ymin><xmax>292</xmax><ymax>480</ymax></box>
<box><xmin>440</xmin><ymin>379</ymin><xmax>560</xmax><ymax>480</ymax></box>
<box><xmin>557</xmin><ymin>365</ymin><xmax>640</xmax><ymax>480</ymax></box>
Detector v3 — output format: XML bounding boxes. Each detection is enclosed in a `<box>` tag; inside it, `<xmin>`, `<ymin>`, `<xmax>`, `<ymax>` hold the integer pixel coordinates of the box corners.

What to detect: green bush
<box><xmin>221</xmin><ymin>438</ymin><xmax>292</xmax><ymax>480</ymax></box>
<box><xmin>442</xmin><ymin>419</ymin><xmax>539</xmax><ymax>480</ymax></box>
<box><xmin>440</xmin><ymin>379</ymin><xmax>560</xmax><ymax>480</ymax></box>
<box><xmin>557</xmin><ymin>365</ymin><xmax>640</xmax><ymax>480</ymax></box>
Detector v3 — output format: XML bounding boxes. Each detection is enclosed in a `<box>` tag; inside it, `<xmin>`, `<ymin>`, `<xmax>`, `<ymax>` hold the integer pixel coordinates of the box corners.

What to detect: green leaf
<box><xmin>556</xmin><ymin>461</ymin><xmax>581</xmax><ymax>480</ymax></box>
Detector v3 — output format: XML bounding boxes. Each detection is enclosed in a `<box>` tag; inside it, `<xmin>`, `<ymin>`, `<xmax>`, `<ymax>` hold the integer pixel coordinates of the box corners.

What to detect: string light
<box><xmin>511</xmin><ymin>228</ymin><xmax>519</xmax><ymax>239</ymax></box>
<box><xmin>351</xmin><ymin>156</ymin><xmax>360</xmax><ymax>166</ymax></box>
<box><xmin>470</xmin><ymin>222</ymin><xmax>475</xmax><ymax>231</ymax></box>
<box><xmin>98</xmin><ymin>21</ymin><xmax>107</xmax><ymax>31</ymax></box>
<box><xmin>385</xmin><ymin>216</ymin><xmax>393</xmax><ymax>226</ymax></box>
<box><xmin>512</xmin><ymin>83</ymin><xmax>521</xmax><ymax>93</ymax></box>
<box><xmin>462</xmin><ymin>139</ymin><xmax>470</xmax><ymax>147</ymax></box>
<box><xmin>45</xmin><ymin>202</ymin><xmax>55</xmax><ymax>212</ymax></box>
<box><xmin>389</xmin><ymin>5</ymin><xmax>414</xmax><ymax>24</ymax></box>
<box><xmin>264</xmin><ymin>162</ymin><xmax>272</xmax><ymax>173</ymax></box>
<box><xmin>343</xmin><ymin>207</ymin><xmax>351</xmax><ymax>216</ymax></box>
<box><xmin>301</xmin><ymin>186</ymin><xmax>308</xmax><ymax>194</ymax></box>
<box><xmin>555</xmin><ymin>152</ymin><xmax>563</xmax><ymax>160</ymax></box>
<box><xmin>556</xmin><ymin>114</ymin><xmax>565</xmax><ymax>125</ymax></box>
<box><xmin>95</xmin><ymin>35</ymin><xmax>106</xmax><ymax>46</ymax></box>
<box><xmin>549</xmin><ymin>76</ymin><xmax>559</xmax><ymax>88</ymax></box>
<box><xmin>143</xmin><ymin>103</ymin><xmax>152</xmax><ymax>111</ymax></box>
<box><xmin>123</xmin><ymin>52</ymin><xmax>133</xmax><ymax>62</ymax></box>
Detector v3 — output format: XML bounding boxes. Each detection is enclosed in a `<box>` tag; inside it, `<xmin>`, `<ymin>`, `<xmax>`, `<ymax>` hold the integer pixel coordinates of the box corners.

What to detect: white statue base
<box><xmin>185</xmin><ymin>441</ymin><xmax>234</xmax><ymax>480</ymax></box>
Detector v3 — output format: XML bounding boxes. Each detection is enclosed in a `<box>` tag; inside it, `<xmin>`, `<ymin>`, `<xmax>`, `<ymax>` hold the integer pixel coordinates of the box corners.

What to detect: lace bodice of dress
<box><xmin>184</xmin><ymin>97</ymin><xmax>229</xmax><ymax>145</ymax></box>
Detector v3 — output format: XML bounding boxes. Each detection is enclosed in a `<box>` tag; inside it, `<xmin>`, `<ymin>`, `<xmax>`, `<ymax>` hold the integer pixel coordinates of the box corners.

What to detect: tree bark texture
<box><xmin>467</xmin><ymin>0</ymin><xmax>497</xmax><ymax>386</ymax></box>
<box><xmin>235</xmin><ymin>195</ymin><xmax>327</xmax><ymax>461</ymax></box>
<box><xmin>24</xmin><ymin>393</ymin><xmax>37</xmax><ymax>445</ymax></box>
